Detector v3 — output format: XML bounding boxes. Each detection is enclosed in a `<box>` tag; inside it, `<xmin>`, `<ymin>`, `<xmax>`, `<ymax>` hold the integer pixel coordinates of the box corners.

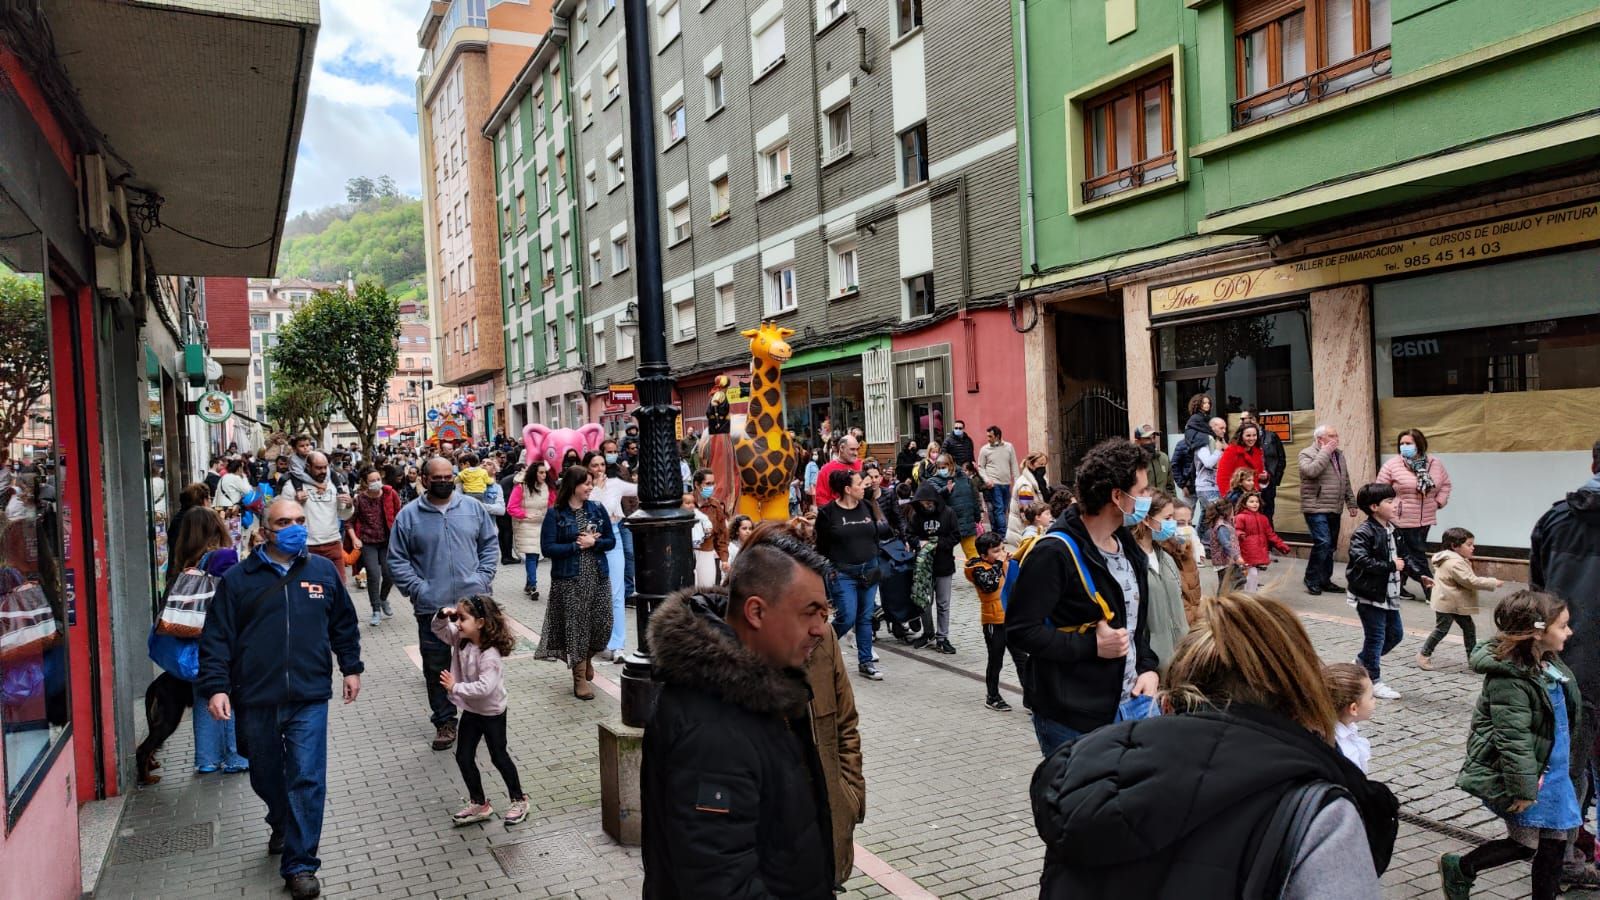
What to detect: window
<box><xmin>581</xmin><ymin>88</ymin><xmax>594</xmax><ymax>127</ymax></box>
<box><xmin>604</xmin><ymin>64</ymin><xmax>621</xmax><ymax>105</ymax></box>
<box><xmin>547</xmin><ymin>321</ymin><xmax>560</xmax><ymax>361</ymax></box>
<box><xmin>590</xmin><ymin>246</ymin><xmax>604</xmax><ymax>284</ymax></box>
<box><xmin>896</xmin><ymin>0</ymin><xmax>922</xmax><ymax>36</ymax></box>
<box><xmin>664</xmin><ymin>101</ymin><xmax>687</xmax><ymax>144</ymax></box>
<box><xmin>617</xmin><ymin>315</ymin><xmax>635</xmax><ymax>358</ymax></box>
<box><xmin>759</xmin><ymin>142</ymin><xmax>791</xmax><ymax>195</ymax></box>
<box><xmin>576</xmin><ymin>4</ymin><xmax>589</xmax><ymax>45</ymax></box>
<box><xmin>673</xmin><ymin>294</ymin><xmax>697</xmax><ymax>341</ymax></box>
<box><xmin>537</xmin><ymin>174</ymin><xmax>551</xmax><ymax>210</ymax></box>
<box><xmin>252</xmin><ymin>334</ymin><xmax>262</xmax><ymax>353</ymax></box>
<box><xmin>515</xmin><ymin>191</ymin><xmax>527</xmax><ymax>227</ymax></box>
<box><xmin>555</xmin><ymin>151</ymin><xmax>566</xmax><ymax>192</ymax></box>
<box><xmin>463</xmin><ymin>192</ymin><xmax>471</xmax><ymax>227</ymax></box>
<box><xmin>608</xmin><ymin>148</ymin><xmax>626</xmax><ymax>189</ymax></box>
<box><xmin>521</xmin><ymin>262</ymin><xmax>532</xmax><ymax>299</ymax></box>
<box><xmin>717</xmin><ymin>283</ymin><xmax>736</xmax><ymax>329</ymax></box>
<box><xmin>830</xmin><ymin>240</ymin><xmax>859</xmax><ymax>296</ymax></box>
<box><xmin>255</xmin><ymin>382</ymin><xmax>265</xmax><ymax>399</ymax></box>
<box><xmin>253</xmin><ymin>358</ymin><xmax>263</xmax><ymax>375</ymax></box>
<box><xmin>472</xmin><ymin>317</ymin><xmax>480</xmax><ymax>349</ymax></box>
<box><xmin>752</xmin><ymin>16</ymin><xmax>785</xmax><ymax>75</ymax></box>
<box><xmin>1234</xmin><ymin>0</ymin><xmax>1392</xmax><ymax>126</ymax></box>
<box><xmin>566</xmin><ymin>312</ymin><xmax>577</xmax><ymax>357</ymax></box>
<box><xmin>250</xmin><ymin>313</ymin><xmax>269</xmax><ymax>331</ymax></box>
<box><xmin>248</xmin><ymin>289</ymin><xmax>267</xmax><ymax>302</ymax></box>
<box><xmin>612</xmin><ymin>233</ymin><xmax>630</xmax><ymax>273</ymax></box>
<box><xmin>1081</xmin><ymin>67</ymin><xmax>1177</xmax><ymax>202</ymax></box>
<box><xmin>659</xmin><ymin>0</ymin><xmax>681</xmax><ymax>46</ymax></box>
<box><xmin>668</xmin><ymin>200</ymin><xmax>691</xmax><ymax>244</ymax></box>
<box><xmin>592</xmin><ymin>323</ymin><xmax>607</xmax><ymax>364</ymax></box>
<box><xmin>899</xmin><ymin>123</ymin><xmax>928</xmax><ymax>187</ymax></box>
<box><xmin>824</xmin><ymin>104</ymin><xmax>852</xmax><ymax>162</ymax></box>
<box><xmin>404</xmin><ymin>357</ymin><xmax>415</xmax><ymax>370</ymax></box>
<box><xmin>905</xmin><ymin>272</ymin><xmax>934</xmax><ymax>317</ymax></box>
<box><xmin>705</xmin><ymin>65</ymin><xmax>725</xmax><ymax>113</ymax></box>
<box><xmin>585</xmin><ymin>167</ymin><xmax>598</xmax><ymax>206</ymax></box>
<box><xmin>819</xmin><ymin>0</ymin><xmax>847</xmax><ymax>28</ymax></box>
<box><xmin>542</xmin><ymin>243</ymin><xmax>556</xmax><ymax>280</ymax></box>
<box><xmin>764</xmin><ymin>266</ymin><xmax>797</xmax><ymax>314</ymax></box>
<box><xmin>710</xmin><ymin>175</ymin><xmax>730</xmax><ymax>221</ymax></box>
<box><xmin>510</xmin><ymin>111</ymin><xmax>523</xmax><ymax>158</ymax></box>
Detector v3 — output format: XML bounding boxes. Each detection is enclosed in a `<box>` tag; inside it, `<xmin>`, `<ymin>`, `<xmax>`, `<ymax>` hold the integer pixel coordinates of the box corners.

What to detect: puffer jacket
<box><xmin>1457</xmin><ymin>645</ymin><xmax>1580</xmax><ymax>813</ymax></box>
<box><xmin>1376</xmin><ymin>455</ymin><xmax>1452</xmax><ymax>528</ymax></box>
<box><xmin>1032</xmin><ymin>702</ymin><xmax>1396</xmax><ymax>898</ymax></box>
<box><xmin>1428</xmin><ymin>549</ymin><xmax>1498</xmax><ymax>616</ymax></box>
<box><xmin>507</xmin><ymin>481</ymin><xmax>550</xmax><ymax>555</ymax></box>
<box><xmin>928</xmin><ymin>471</ymin><xmax>980</xmax><ymax>536</ymax></box>
<box><xmin>1297</xmin><ymin>443</ymin><xmax>1357</xmax><ymax>515</ymax></box>
<box><xmin>642</xmin><ymin>588</ymin><xmax>835</xmax><ymax>899</ymax></box>
<box><xmin>1005</xmin><ymin>468</ymin><xmax>1044</xmax><ymax>548</ymax></box>
<box><xmin>1533</xmin><ymin>479</ymin><xmax>1600</xmax><ymax>713</ymax></box>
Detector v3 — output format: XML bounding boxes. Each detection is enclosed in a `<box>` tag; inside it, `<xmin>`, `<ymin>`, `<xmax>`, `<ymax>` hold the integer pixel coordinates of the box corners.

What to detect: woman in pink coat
<box><xmin>1376</xmin><ymin>428</ymin><xmax>1452</xmax><ymax>599</ymax></box>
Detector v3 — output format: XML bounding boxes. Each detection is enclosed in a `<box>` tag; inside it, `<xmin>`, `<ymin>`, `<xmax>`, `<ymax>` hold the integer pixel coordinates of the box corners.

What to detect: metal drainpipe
<box><xmin>1015</xmin><ymin>0</ymin><xmax>1039</xmax><ymax>273</ymax></box>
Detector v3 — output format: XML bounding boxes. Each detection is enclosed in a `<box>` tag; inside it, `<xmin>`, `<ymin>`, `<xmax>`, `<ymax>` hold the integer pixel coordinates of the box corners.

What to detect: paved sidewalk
<box><xmin>94</xmin><ymin>552</ymin><xmax>1575</xmax><ymax>899</ymax></box>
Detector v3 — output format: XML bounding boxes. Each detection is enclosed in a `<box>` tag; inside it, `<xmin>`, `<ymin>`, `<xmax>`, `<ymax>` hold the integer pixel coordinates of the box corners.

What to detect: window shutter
<box><xmin>1234</xmin><ymin>0</ymin><xmax>1303</xmax><ymax>33</ymax></box>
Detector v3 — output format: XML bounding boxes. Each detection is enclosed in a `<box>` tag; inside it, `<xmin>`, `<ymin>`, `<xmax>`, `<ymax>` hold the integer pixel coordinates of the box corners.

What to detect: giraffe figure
<box><xmin>734</xmin><ymin>323</ymin><xmax>798</xmax><ymax>522</ymax></box>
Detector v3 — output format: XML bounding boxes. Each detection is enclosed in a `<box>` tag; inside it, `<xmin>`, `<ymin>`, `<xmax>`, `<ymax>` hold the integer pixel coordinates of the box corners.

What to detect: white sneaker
<box><xmin>1371</xmin><ymin>681</ymin><xmax>1401</xmax><ymax>700</ymax></box>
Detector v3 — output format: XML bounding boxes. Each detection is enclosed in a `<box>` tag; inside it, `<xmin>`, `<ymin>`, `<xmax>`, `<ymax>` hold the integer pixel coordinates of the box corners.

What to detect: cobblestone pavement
<box><xmin>94</xmin><ymin>552</ymin><xmax>1581</xmax><ymax>899</ymax></box>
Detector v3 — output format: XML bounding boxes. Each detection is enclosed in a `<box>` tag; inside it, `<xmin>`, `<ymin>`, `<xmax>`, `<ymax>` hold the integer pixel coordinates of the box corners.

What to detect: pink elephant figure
<box><xmin>525</xmin><ymin>423</ymin><xmax>606</xmax><ymax>474</ymax></box>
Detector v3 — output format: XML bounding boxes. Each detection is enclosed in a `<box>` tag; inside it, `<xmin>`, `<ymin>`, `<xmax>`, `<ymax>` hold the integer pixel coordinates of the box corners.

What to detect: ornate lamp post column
<box><xmin>618</xmin><ymin>0</ymin><xmax>694</xmax><ymax>727</ymax></box>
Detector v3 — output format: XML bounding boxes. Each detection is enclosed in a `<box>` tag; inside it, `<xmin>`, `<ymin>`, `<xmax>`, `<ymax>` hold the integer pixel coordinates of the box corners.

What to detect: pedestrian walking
<box><xmin>1442</xmin><ymin>590</ymin><xmax>1579</xmax><ymax>900</ymax></box>
<box><xmin>536</xmin><ymin>465</ymin><xmax>615</xmax><ymax>700</ymax></box>
<box><xmin>585</xmin><ymin>451</ymin><xmax>637</xmax><ymax>661</ymax></box>
<box><xmin>927</xmin><ymin>454</ymin><xmax>980</xmax><ymax>559</ymax></box>
<box><xmin>508</xmin><ymin>461</ymin><xmax>551</xmax><ymax>601</ymax></box>
<box><xmin>812</xmin><ymin>435</ymin><xmax>862</xmax><ymax>509</ymax></box>
<box><xmin>1416</xmin><ymin>527</ymin><xmax>1501</xmax><ymax>670</ymax></box>
<box><xmin>1348</xmin><ymin>482</ymin><xmax>1407</xmax><ymax>701</ymax></box>
<box><xmin>1205</xmin><ymin>498</ymin><xmax>1244</xmax><ymax>594</ymax></box>
<box><xmin>942</xmin><ymin>419</ymin><xmax>976</xmax><ymax>469</ymax></box>
<box><xmin>803</xmin><ymin>624</ymin><xmax>865</xmax><ymax>892</ymax></box>
<box><xmin>816</xmin><ymin>468</ymin><xmax>887</xmax><ymax>679</ymax></box>
<box><xmin>1325</xmin><ymin>662</ymin><xmax>1374</xmax><ymax>773</ymax></box>
<box><xmin>1006</xmin><ymin>438</ymin><xmax>1159</xmax><ymax>756</ymax></box>
<box><xmin>166</xmin><ymin>508</ymin><xmax>250</xmax><ymax>774</ymax></box>
<box><xmin>494</xmin><ymin>458</ymin><xmax>521</xmax><ymax>565</ymax></box>
<box><xmin>1235</xmin><ymin>491</ymin><xmax>1289</xmax><ymax>593</ymax></box>
<box><xmin>350</xmin><ymin>468</ymin><xmax>400</xmax><ymax>627</ymax></box>
<box><xmin>198</xmin><ymin>498</ymin><xmax>364</xmax><ymax>900</ymax></box>
<box><xmin>430</xmin><ymin>596</ymin><xmax>531</xmax><ymax>828</ymax></box>
<box><xmin>1193</xmin><ymin>418</ymin><xmax>1227</xmax><ymax>537</ymax></box>
<box><xmin>691</xmin><ymin>469</ymin><xmax>728</xmax><ymax>586</ymax></box>
<box><xmin>1131</xmin><ymin>492</ymin><xmax>1192</xmax><ymax>669</ymax></box>
<box><xmin>1298</xmin><ymin>423</ymin><xmax>1359</xmax><ymax>595</ymax></box>
<box><xmin>641</xmin><ymin>523</ymin><xmax>837</xmax><ymax>899</ymax></box>
<box><xmin>1029</xmin><ymin>592</ymin><xmax>1396</xmax><ymax>898</ymax></box>
<box><xmin>894</xmin><ymin>437</ymin><xmax>922</xmax><ymax>484</ymax></box>
<box><xmin>388</xmin><ymin>456</ymin><xmax>499</xmax><ymax>751</ymax></box>
<box><xmin>1133</xmin><ymin>425</ymin><xmax>1175</xmax><ymax>496</ymax></box>
<box><xmin>908</xmin><ymin>481</ymin><xmax>959</xmax><ymax>653</ymax></box>
<box><xmin>300</xmin><ymin>452</ymin><xmax>353</xmax><ymax>578</ymax></box>
<box><xmin>965</xmin><ymin>531</ymin><xmax>1023</xmax><ymax>711</ymax></box>
<box><xmin>1377</xmin><ymin>428</ymin><xmax>1452</xmax><ymax>599</ymax></box>
<box><xmin>977</xmin><ymin>426</ymin><xmax>1020</xmax><ymax>540</ymax></box>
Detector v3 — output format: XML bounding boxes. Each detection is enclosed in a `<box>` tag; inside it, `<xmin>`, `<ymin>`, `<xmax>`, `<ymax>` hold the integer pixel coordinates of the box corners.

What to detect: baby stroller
<box><xmin>873</xmin><ymin>535</ymin><xmax>924</xmax><ymax>643</ymax></box>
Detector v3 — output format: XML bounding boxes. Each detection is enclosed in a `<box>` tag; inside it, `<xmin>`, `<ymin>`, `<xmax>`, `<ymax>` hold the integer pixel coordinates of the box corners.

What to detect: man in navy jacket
<box><xmin>199</xmin><ymin>497</ymin><xmax>363</xmax><ymax>900</ymax></box>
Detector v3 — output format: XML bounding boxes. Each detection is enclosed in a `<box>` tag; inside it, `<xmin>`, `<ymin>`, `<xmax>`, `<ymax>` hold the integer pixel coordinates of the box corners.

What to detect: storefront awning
<box><xmin>42</xmin><ymin>0</ymin><xmax>318</xmax><ymax>276</ymax></box>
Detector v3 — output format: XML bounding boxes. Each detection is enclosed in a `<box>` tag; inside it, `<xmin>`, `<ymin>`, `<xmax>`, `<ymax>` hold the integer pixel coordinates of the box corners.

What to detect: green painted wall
<box><xmin>1018</xmin><ymin>0</ymin><xmax>1600</xmax><ymax>275</ymax></box>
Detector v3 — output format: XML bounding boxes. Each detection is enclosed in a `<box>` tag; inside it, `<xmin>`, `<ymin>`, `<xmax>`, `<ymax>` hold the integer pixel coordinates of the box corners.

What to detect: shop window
<box><xmin>1082</xmin><ymin>66</ymin><xmax>1176</xmax><ymax>203</ymax></box>
<box><xmin>1233</xmin><ymin>0</ymin><xmax>1392</xmax><ymax>127</ymax></box>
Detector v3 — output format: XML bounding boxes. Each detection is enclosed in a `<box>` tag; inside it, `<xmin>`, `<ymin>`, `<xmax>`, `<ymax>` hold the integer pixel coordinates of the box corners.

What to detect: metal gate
<box><xmin>1060</xmin><ymin>386</ymin><xmax>1129</xmax><ymax>482</ymax></box>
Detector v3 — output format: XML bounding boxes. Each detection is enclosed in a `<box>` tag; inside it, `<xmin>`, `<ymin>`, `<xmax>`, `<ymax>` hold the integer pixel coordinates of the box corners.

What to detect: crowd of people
<box><xmin>131</xmin><ymin>403</ymin><xmax>1600</xmax><ymax>899</ymax></box>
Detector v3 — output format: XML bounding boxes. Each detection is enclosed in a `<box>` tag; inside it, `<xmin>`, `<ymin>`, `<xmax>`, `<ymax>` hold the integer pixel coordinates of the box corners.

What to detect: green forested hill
<box><xmin>278</xmin><ymin>195</ymin><xmax>425</xmax><ymax>290</ymax></box>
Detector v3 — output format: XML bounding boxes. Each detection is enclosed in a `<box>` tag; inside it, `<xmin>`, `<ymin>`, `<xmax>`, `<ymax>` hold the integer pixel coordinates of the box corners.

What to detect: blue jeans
<box><xmin>1304</xmin><ymin>512</ymin><xmax>1340</xmax><ymax>589</ymax></box>
<box><xmin>522</xmin><ymin>553</ymin><xmax>540</xmax><ymax>593</ymax></box>
<box><xmin>988</xmin><ymin>484</ymin><xmax>1011</xmax><ymax>536</ymax></box>
<box><xmin>1355</xmin><ymin>603</ymin><xmax>1404</xmax><ymax>683</ymax></box>
<box><xmin>605</xmin><ymin>538</ymin><xmax>627</xmax><ymax>651</ymax></box>
<box><xmin>237</xmin><ymin>702</ymin><xmax>329</xmax><ymax>877</ymax></box>
<box><xmin>193</xmin><ymin>683</ymin><xmax>247</xmax><ymax>771</ymax></box>
<box><xmin>619</xmin><ymin>521</ymin><xmax>636</xmax><ymax>601</ymax></box>
<box><xmin>830</xmin><ymin>568</ymin><xmax>878</xmax><ymax>667</ymax></box>
<box><xmin>1033</xmin><ymin>714</ymin><xmax>1083</xmax><ymax>757</ymax></box>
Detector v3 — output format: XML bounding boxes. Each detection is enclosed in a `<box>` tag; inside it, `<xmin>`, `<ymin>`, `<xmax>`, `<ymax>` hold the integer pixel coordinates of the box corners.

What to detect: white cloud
<box><xmin>317</xmin><ymin>0</ymin><xmax>424</xmax><ymax>81</ymax></box>
<box><xmin>288</xmin><ymin>96</ymin><xmax>421</xmax><ymax>216</ymax></box>
<box><xmin>310</xmin><ymin>69</ymin><xmax>412</xmax><ymax>108</ymax></box>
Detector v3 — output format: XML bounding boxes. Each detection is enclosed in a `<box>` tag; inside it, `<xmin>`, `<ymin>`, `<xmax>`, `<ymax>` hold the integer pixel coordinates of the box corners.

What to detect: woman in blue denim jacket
<box><xmin>535</xmin><ymin>465</ymin><xmax>617</xmax><ymax>700</ymax></box>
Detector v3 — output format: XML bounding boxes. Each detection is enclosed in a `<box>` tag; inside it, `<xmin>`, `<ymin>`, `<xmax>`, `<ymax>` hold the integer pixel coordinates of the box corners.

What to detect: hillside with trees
<box><xmin>278</xmin><ymin>175</ymin><xmax>426</xmax><ymax>293</ymax></box>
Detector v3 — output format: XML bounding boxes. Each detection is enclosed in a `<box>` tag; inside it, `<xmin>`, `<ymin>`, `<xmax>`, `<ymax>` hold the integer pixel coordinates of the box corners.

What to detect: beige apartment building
<box><xmin>416</xmin><ymin>0</ymin><xmax>548</xmax><ymax>441</ymax></box>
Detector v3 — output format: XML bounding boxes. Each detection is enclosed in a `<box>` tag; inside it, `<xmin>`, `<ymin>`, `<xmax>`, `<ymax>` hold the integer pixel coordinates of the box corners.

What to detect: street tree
<box><xmin>0</xmin><ymin>272</ymin><xmax>51</xmax><ymax>450</ymax></box>
<box><xmin>264</xmin><ymin>375</ymin><xmax>334</xmax><ymax>442</ymax></box>
<box><xmin>269</xmin><ymin>281</ymin><xmax>399</xmax><ymax>457</ymax></box>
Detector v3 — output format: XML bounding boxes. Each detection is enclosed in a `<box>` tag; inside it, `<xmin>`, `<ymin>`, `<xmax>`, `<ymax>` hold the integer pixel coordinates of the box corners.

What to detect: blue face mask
<box><xmin>1152</xmin><ymin>518</ymin><xmax>1178</xmax><ymax>542</ymax></box>
<box><xmin>272</xmin><ymin>523</ymin><xmax>308</xmax><ymax>556</ymax></box>
<box><xmin>953</xmin><ymin>428</ymin><xmax>964</xmax><ymax>437</ymax></box>
<box><xmin>700</xmin><ymin>485</ymin><xmax>714</xmax><ymax>499</ymax></box>
<box><xmin>605</xmin><ymin>452</ymin><xmax>619</xmax><ymax>465</ymax></box>
<box><xmin>1122</xmin><ymin>494</ymin><xmax>1153</xmax><ymax>528</ymax></box>
<box><xmin>1399</xmin><ymin>444</ymin><xmax>1417</xmax><ymax>459</ymax></box>
<box><xmin>938</xmin><ymin>468</ymin><xmax>951</xmax><ymax>477</ymax></box>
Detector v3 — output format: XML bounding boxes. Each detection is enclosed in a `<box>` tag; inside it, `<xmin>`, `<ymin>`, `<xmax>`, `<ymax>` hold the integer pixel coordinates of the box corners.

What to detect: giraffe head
<box><xmin>741</xmin><ymin>322</ymin><xmax>794</xmax><ymax>365</ymax></box>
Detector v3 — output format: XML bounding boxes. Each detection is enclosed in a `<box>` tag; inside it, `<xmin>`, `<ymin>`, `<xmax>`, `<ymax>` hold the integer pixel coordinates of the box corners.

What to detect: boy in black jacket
<box><xmin>1006</xmin><ymin>439</ymin><xmax>1158</xmax><ymax>757</ymax></box>
<box><xmin>1346</xmin><ymin>482</ymin><xmax>1406</xmax><ymax>701</ymax></box>
<box><xmin>910</xmin><ymin>481</ymin><xmax>960</xmax><ymax>653</ymax></box>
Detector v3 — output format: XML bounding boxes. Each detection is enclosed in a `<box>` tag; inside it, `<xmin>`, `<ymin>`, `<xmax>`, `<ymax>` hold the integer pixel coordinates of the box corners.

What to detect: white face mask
<box><xmin>367</xmin><ymin>481</ymin><xmax>383</xmax><ymax>494</ymax></box>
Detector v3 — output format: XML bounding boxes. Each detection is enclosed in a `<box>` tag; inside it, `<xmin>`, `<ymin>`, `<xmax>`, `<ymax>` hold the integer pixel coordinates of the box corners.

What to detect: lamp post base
<box><xmin>618</xmin><ymin>503</ymin><xmax>693</xmax><ymax>727</ymax></box>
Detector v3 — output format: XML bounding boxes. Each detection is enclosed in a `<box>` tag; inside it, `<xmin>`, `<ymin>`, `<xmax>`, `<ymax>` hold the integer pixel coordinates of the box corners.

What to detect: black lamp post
<box><xmin>618</xmin><ymin>0</ymin><xmax>694</xmax><ymax>728</ymax></box>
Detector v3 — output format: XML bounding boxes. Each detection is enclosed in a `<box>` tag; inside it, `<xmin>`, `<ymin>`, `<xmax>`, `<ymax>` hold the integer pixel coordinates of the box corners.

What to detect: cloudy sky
<box><xmin>287</xmin><ymin>1</ymin><xmax>425</xmax><ymax>215</ymax></box>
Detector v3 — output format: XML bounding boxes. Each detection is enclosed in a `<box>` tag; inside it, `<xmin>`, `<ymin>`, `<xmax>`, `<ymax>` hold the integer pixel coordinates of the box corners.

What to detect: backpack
<box><xmin>1033</xmin><ymin>531</ymin><xmax>1116</xmax><ymax>634</ymax></box>
<box><xmin>1171</xmin><ymin>438</ymin><xmax>1196</xmax><ymax>493</ymax></box>
<box><xmin>154</xmin><ymin>550</ymin><xmax>219</xmax><ymax>639</ymax></box>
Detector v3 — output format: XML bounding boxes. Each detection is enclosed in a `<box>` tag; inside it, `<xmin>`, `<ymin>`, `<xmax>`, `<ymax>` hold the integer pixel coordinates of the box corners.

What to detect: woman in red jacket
<box><xmin>1216</xmin><ymin>421</ymin><xmax>1268</xmax><ymax>504</ymax></box>
<box><xmin>1234</xmin><ymin>491</ymin><xmax>1289</xmax><ymax>593</ymax></box>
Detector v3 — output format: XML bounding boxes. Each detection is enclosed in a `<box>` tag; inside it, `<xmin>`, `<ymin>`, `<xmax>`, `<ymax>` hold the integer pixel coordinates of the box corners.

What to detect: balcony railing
<box><xmin>1081</xmin><ymin>151</ymin><xmax>1178</xmax><ymax>204</ymax></box>
<box><xmin>1233</xmin><ymin>44</ymin><xmax>1392</xmax><ymax>128</ymax></box>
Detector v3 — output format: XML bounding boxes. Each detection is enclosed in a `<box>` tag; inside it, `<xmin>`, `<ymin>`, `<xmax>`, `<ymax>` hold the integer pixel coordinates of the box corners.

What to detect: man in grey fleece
<box><xmin>389</xmin><ymin>456</ymin><xmax>498</xmax><ymax>751</ymax></box>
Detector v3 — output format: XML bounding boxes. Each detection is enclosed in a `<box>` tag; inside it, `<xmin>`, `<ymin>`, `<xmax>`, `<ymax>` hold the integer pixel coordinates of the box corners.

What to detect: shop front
<box><xmin>779</xmin><ymin>337</ymin><xmax>888</xmax><ymax>454</ymax></box>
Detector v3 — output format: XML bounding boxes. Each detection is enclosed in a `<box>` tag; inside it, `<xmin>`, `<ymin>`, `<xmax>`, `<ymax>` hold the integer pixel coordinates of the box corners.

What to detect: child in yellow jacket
<box><xmin>967</xmin><ymin>531</ymin><xmax>1029</xmax><ymax>711</ymax></box>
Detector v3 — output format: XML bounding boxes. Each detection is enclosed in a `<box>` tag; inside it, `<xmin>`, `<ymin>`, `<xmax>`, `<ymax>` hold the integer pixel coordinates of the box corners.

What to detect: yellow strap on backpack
<box><xmin>1036</xmin><ymin>532</ymin><xmax>1116</xmax><ymax>634</ymax></box>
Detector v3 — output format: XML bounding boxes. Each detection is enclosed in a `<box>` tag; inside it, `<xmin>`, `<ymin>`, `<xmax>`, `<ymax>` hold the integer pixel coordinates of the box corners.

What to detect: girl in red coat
<box><xmin>1216</xmin><ymin>422</ymin><xmax>1268</xmax><ymax>506</ymax></box>
<box><xmin>1234</xmin><ymin>491</ymin><xmax>1289</xmax><ymax>592</ymax></box>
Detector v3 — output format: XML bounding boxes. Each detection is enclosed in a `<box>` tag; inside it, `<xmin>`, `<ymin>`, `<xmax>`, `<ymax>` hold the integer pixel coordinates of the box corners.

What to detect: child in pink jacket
<box><xmin>431</xmin><ymin>595</ymin><xmax>528</xmax><ymax>826</ymax></box>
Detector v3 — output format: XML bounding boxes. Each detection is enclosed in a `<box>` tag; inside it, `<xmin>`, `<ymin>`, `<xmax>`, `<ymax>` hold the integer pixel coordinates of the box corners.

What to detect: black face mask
<box><xmin>427</xmin><ymin>480</ymin><xmax>455</xmax><ymax>500</ymax></box>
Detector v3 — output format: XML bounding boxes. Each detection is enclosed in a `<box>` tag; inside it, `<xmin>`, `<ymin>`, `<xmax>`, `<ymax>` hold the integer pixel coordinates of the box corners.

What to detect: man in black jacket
<box><xmin>642</xmin><ymin>523</ymin><xmax>836</xmax><ymax>899</ymax></box>
<box><xmin>199</xmin><ymin>497</ymin><xmax>364</xmax><ymax>900</ymax></box>
<box><xmin>1007</xmin><ymin>438</ymin><xmax>1158</xmax><ymax>756</ymax></box>
<box><xmin>941</xmin><ymin>419</ymin><xmax>976</xmax><ymax>468</ymax></box>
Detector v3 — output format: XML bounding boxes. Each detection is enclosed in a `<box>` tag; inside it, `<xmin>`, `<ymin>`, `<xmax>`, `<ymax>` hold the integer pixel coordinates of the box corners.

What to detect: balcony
<box><xmin>1233</xmin><ymin>45</ymin><xmax>1392</xmax><ymax>129</ymax></box>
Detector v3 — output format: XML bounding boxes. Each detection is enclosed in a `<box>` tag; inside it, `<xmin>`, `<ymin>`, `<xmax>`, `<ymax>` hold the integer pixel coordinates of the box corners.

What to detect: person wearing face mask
<box><xmin>1377</xmin><ymin>428</ymin><xmax>1452</xmax><ymax>600</ymax></box>
<box><xmin>1006</xmin><ymin>438</ymin><xmax>1159</xmax><ymax>757</ymax></box>
<box><xmin>1132</xmin><ymin>492</ymin><xmax>1197</xmax><ymax>668</ymax></box>
<box><xmin>941</xmin><ymin>419</ymin><xmax>976</xmax><ymax>469</ymax></box>
<box><xmin>388</xmin><ymin>456</ymin><xmax>500</xmax><ymax>751</ymax></box>
<box><xmin>197</xmin><ymin>498</ymin><xmax>364</xmax><ymax>900</ymax></box>
<box><xmin>1133</xmin><ymin>425</ymin><xmax>1175</xmax><ymax>497</ymax></box>
<box><xmin>692</xmin><ymin>469</ymin><xmax>729</xmax><ymax>587</ymax></box>
<box><xmin>301</xmin><ymin>452</ymin><xmax>354</xmax><ymax>579</ymax></box>
<box><xmin>350</xmin><ymin>468</ymin><xmax>402</xmax><ymax>627</ymax></box>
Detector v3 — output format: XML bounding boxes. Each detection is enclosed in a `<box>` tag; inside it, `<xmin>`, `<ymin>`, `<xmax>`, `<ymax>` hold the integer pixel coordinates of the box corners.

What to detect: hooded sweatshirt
<box><xmin>910</xmin><ymin>481</ymin><xmax>959</xmax><ymax>577</ymax></box>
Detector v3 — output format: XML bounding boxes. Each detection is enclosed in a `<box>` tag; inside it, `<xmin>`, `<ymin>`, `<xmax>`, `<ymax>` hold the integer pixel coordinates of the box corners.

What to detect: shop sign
<box><xmin>1150</xmin><ymin>201</ymin><xmax>1600</xmax><ymax>318</ymax></box>
<box><xmin>1256</xmin><ymin>413</ymin><xmax>1292</xmax><ymax>444</ymax></box>
<box><xmin>195</xmin><ymin>390</ymin><xmax>233</xmax><ymax>424</ymax></box>
<box><xmin>609</xmin><ymin>384</ymin><xmax>637</xmax><ymax>405</ymax></box>
<box><xmin>727</xmin><ymin>383</ymin><xmax>747</xmax><ymax>403</ymax></box>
